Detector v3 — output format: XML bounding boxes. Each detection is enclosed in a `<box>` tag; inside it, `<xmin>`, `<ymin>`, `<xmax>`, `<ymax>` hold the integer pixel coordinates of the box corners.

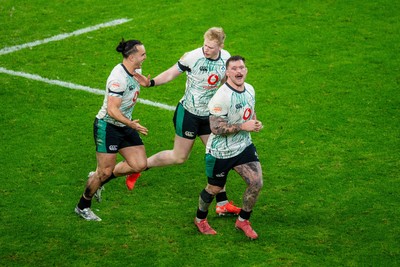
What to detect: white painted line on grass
<box><xmin>0</xmin><ymin>18</ymin><xmax>131</xmax><ymax>56</ymax></box>
<box><xmin>0</xmin><ymin>67</ymin><xmax>175</xmax><ymax>111</ymax></box>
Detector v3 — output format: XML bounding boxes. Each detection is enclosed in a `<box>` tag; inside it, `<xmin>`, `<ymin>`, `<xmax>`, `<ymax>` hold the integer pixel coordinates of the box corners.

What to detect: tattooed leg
<box><xmin>234</xmin><ymin>161</ymin><xmax>263</xmax><ymax>212</ymax></box>
<box><xmin>198</xmin><ymin>185</ymin><xmax>222</xmax><ymax>211</ymax></box>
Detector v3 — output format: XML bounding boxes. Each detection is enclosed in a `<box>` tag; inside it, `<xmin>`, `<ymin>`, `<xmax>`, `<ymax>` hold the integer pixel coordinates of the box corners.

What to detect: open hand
<box><xmin>130</xmin><ymin>119</ymin><xmax>149</xmax><ymax>135</ymax></box>
<box><xmin>133</xmin><ymin>72</ymin><xmax>151</xmax><ymax>87</ymax></box>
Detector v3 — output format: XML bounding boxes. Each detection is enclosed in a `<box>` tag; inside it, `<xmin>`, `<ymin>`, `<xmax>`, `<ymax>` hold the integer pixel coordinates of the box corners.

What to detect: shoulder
<box><xmin>244</xmin><ymin>82</ymin><xmax>255</xmax><ymax>95</ymax></box>
<box><xmin>109</xmin><ymin>64</ymin><xmax>127</xmax><ymax>77</ymax></box>
<box><xmin>107</xmin><ymin>64</ymin><xmax>127</xmax><ymax>88</ymax></box>
<box><xmin>209</xmin><ymin>84</ymin><xmax>231</xmax><ymax>114</ymax></box>
<box><xmin>213</xmin><ymin>84</ymin><xmax>231</xmax><ymax>99</ymax></box>
<box><xmin>180</xmin><ymin>47</ymin><xmax>203</xmax><ymax>62</ymax></box>
<box><xmin>220</xmin><ymin>49</ymin><xmax>231</xmax><ymax>60</ymax></box>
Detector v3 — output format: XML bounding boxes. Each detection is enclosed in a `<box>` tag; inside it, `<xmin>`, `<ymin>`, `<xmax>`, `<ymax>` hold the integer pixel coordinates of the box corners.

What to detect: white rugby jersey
<box><xmin>96</xmin><ymin>64</ymin><xmax>141</xmax><ymax>127</ymax></box>
<box><xmin>206</xmin><ymin>82</ymin><xmax>256</xmax><ymax>159</ymax></box>
<box><xmin>177</xmin><ymin>47</ymin><xmax>231</xmax><ymax>116</ymax></box>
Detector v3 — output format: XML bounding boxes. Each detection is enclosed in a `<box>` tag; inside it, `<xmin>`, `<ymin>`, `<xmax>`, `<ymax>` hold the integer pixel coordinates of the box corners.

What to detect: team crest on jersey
<box><xmin>200</xmin><ymin>66</ymin><xmax>208</xmax><ymax>72</ymax></box>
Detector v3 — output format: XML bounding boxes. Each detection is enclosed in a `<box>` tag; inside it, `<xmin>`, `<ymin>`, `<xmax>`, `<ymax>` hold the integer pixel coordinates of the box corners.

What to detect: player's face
<box><xmin>203</xmin><ymin>39</ymin><xmax>221</xmax><ymax>60</ymax></box>
<box><xmin>129</xmin><ymin>45</ymin><xmax>147</xmax><ymax>69</ymax></box>
<box><xmin>226</xmin><ymin>60</ymin><xmax>247</xmax><ymax>88</ymax></box>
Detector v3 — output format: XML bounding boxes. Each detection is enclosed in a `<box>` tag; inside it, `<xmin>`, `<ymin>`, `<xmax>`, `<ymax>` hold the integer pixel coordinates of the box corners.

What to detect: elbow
<box><xmin>107</xmin><ymin>110</ymin><xmax>116</xmax><ymax>119</ymax></box>
<box><xmin>211</xmin><ymin>127</ymin><xmax>227</xmax><ymax>136</ymax></box>
<box><xmin>107</xmin><ymin>108</ymin><xmax>119</xmax><ymax>120</ymax></box>
<box><xmin>210</xmin><ymin>128</ymin><xmax>219</xmax><ymax>135</ymax></box>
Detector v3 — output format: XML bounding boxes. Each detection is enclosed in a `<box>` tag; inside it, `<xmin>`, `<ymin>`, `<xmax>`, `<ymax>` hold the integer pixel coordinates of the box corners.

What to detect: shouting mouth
<box><xmin>235</xmin><ymin>74</ymin><xmax>244</xmax><ymax>81</ymax></box>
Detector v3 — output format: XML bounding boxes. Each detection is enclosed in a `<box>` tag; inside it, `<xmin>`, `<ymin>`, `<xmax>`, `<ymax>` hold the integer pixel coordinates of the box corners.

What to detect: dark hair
<box><xmin>116</xmin><ymin>38</ymin><xmax>143</xmax><ymax>58</ymax></box>
<box><xmin>226</xmin><ymin>55</ymin><xmax>246</xmax><ymax>68</ymax></box>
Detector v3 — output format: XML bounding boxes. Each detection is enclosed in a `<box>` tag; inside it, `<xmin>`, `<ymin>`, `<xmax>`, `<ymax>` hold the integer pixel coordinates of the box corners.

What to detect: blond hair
<box><xmin>204</xmin><ymin>27</ymin><xmax>226</xmax><ymax>46</ymax></box>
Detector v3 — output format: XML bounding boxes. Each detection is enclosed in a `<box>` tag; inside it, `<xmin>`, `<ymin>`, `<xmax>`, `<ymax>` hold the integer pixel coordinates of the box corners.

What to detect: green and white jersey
<box><xmin>96</xmin><ymin>64</ymin><xmax>141</xmax><ymax>127</ymax></box>
<box><xmin>207</xmin><ymin>82</ymin><xmax>256</xmax><ymax>159</ymax></box>
<box><xmin>177</xmin><ymin>47</ymin><xmax>231</xmax><ymax>116</ymax></box>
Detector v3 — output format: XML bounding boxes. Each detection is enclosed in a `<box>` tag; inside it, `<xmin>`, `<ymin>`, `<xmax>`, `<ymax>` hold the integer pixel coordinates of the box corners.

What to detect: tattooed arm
<box><xmin>209</xmin><ymin>115</ymin><xmax>264</xmax><ymax>136</ymax></box>
<box><xmin>209</xmin><ymin>115</ymin><xmax>241</xmax><ymax>135</ymax></box>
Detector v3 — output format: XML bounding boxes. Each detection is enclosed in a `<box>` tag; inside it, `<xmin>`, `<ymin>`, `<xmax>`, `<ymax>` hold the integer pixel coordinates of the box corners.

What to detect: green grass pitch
<box><xmin>0</xmin><ymin>0</ymin><xmax>399</xmax><ymax>266</ymax></box>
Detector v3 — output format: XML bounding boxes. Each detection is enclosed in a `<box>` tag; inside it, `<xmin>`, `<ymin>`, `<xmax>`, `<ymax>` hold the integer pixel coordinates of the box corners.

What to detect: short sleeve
<box><xmin>208</xmin><ymin>89</ymin><xmax>228</xmax><ymax>117</ymax></box>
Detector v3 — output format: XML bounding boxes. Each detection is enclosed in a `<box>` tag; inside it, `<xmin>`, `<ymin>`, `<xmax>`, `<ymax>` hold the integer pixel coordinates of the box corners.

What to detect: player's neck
<box><xmin>226</xmin><ymin>81</ymin><xmax>245</xmax><ymax>92</ymax></box>
<box><xmin>122</xmin><ymin>59</ymin><xmax>136</xmax><ymax>75</ymax></box>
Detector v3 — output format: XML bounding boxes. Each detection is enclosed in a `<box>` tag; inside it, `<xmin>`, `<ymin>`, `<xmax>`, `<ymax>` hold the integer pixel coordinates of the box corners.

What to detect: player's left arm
<box><xmin>252</xmin><ymin>111</ymin><xmax>257</xmax><ymax>121</ymax></box>
<box><xmin>209</xmin><ymin>114</ymin><xmax>263</xmax><ymax>136</ymax></box>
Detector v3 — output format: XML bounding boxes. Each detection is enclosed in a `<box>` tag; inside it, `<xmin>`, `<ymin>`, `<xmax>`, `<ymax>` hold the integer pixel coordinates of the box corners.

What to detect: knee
<box><xmin>96</xmin><ymin>168</ymin><xmax>113</xmax><ymax>180</ymax></box>
<box><xmin>249</xmin><ymin>176</ymin><xmax>263</xmax><ymax>192</ymax></box>
<box><xmin>136</xmin><ymin>162</ymin><xmax>148</xmax><ymax>172</ymax></box>
<box><xmin>205</xmin><ymin>184</ymin><xmax>223</xmax><ymax>195</ymax></box>
<box><xmin>173</xmin><ymin>154</ymin><xmax>189</xmax><ymax>165</ymax></box>
<box><xmin>170</xmin><ymin>148</ymin><xmax>190</xmax><ymax>164</ymax></box>
<box><xmin>126</xmin><ymin>159</ymin><xmax>147</xmax><ymax>173</ymax></box>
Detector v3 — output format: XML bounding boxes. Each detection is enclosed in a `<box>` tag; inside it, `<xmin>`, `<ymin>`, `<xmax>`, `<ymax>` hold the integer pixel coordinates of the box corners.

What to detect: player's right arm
<box><xmin>107</xmin><ymin>95</ymin><xmax>148</xmax><ymax>135</ymax></box>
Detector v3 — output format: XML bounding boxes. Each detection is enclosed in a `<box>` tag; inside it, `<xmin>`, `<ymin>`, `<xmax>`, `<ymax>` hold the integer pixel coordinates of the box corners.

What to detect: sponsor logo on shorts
<box><xmin>185</xmin><ymin>131</ymin><xmax>195</xmax><ymax>138</ymax></box>
<box><xmin>109</xmin><ymin>145</ymin><xmax>118</xmax><ymax>151</ymax></box>
<box><xmin>216</xmin><ymin>172</ymin><xmax>225</xmax><ymax>178</ymax></box>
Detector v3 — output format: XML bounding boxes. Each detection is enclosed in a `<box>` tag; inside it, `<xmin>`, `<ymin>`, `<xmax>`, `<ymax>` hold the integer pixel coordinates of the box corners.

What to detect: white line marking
<box><xmin>0</xmin><ymin>18</ymin><xmax>131</xmax><ymax>56</ymax></box>
<box><xmin>0</xmin><ymin>67</ymin><xmax>175</xmax><ymax>111</ymax></box>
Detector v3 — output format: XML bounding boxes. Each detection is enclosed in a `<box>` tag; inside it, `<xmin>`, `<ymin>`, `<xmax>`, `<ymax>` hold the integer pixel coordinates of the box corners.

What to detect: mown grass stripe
<box><xmin>0</xmin><ymin>67</ymin><xmax>175</xmax><ymax>111</ymax></box>
<box><xmin>0</xmin><ymin>18</ymin><xmax>131</xmax><ymax>55</ymax></box>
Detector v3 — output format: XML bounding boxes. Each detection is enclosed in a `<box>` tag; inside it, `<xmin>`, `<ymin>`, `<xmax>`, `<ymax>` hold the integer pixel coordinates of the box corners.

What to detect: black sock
<box><xmin>77</xmin><ymin>195</ymin><xmax>91</xmax><ymax>210</ymax></box>
<box><xmin>239</xmin><ymin>209</ymin><xmax>252</xmax><ymax>220</ymax></box>
<box><xmin>101</xmin><ymin>173</ymin><xmax>116</xmax><ymax>186</ymax></box>
<box><xmin>196</xmin><ymin>209</ymin><xmax>208</xmax><ymax>220</ymax></box>
<box><xmin>216</xmin><ymin>191</ymin><xmax>228</xmax><ymax>203</ymax></box>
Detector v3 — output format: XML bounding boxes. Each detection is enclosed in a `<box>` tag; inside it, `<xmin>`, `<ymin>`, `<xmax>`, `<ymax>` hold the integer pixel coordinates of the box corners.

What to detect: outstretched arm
<box><xmin>133</xmin><ymin>64</ymin><xmax>182</xmax><ymax>87</ymax></box>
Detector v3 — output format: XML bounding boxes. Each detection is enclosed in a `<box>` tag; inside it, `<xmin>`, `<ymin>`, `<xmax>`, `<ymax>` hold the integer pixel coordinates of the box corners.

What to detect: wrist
<box><xmin>149</xmin><ymin>79</ymin><xmax>155</xmax><ymax>87</ymax></box>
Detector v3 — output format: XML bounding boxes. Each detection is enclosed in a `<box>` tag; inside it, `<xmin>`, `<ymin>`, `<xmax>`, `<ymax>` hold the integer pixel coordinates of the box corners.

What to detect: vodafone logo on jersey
<box><xmin>132</xmin><ymin>91</ymin><xmax>139</xmax><ymax>103</ymax></box>
<box><xmin>208</xmin><ymin>74</ymin><xmax>219</xmax><ymax>85</ymax></box>
<box><xmin>243</xmin><ymin>108</ymin><xmax>252</xmax><ymax>120</ymax></box>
